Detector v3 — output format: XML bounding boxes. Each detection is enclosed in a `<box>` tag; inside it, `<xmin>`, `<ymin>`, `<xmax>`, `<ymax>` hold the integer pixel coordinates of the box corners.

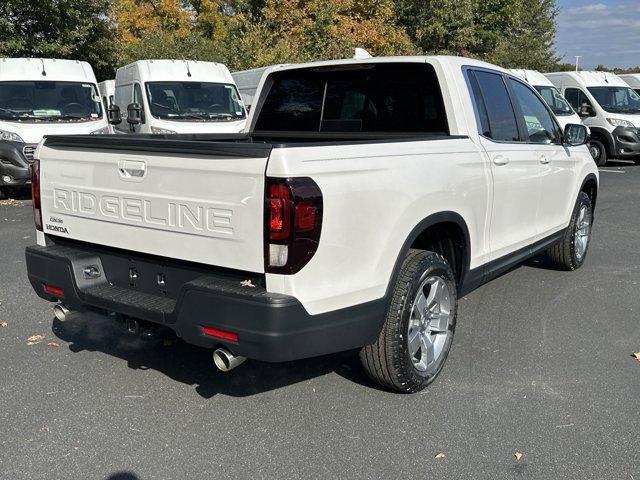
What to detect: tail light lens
<box><xmin>31</xmin><ymin>159</ymin><xmax>43</xmax><ymax>231</ymax></box>
<box><xmin>264</xmin><ymin>177</ymin><xmax>323</xmax><ymax>274</ymax></box>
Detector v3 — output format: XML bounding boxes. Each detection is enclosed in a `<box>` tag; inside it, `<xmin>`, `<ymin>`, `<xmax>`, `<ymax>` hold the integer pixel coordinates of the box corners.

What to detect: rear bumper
<box><xmin>25</xmin><ymin>243</ymin><xmax>384</xmax><ymax>362</ymax></box>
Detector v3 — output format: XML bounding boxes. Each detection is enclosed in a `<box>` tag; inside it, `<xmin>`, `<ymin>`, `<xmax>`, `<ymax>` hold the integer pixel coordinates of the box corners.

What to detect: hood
<box><xmin>0</xmin><ymin>118</ymin><xmax>108</xmax><ymax>144</ymax></box>
<box><xmin>153</xmin><ymin>118</ymin><xmax>247</xmax><ymax>134</ymax></box>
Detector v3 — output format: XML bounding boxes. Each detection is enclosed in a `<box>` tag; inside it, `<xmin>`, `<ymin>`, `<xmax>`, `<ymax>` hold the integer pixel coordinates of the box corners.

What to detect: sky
<box><xmin>555</xmin><ymin>0</ymin><xmax>640</xmax><ymax>69</ymax></box>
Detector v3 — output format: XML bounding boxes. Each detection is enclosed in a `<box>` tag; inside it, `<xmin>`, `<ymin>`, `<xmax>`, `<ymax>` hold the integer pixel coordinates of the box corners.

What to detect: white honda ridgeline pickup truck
<box><xmin>26</xmin><ymin>56</ymin><xmax>598</xmax><ymax>393</ymax></box>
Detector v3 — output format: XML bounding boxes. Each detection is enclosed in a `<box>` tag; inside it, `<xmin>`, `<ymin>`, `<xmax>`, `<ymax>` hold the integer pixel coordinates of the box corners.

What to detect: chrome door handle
<box><xmin>539</xmin><ymin>156</ymin><xmax>550</xmax><ymax>164</ymax></box>
<box><xmin>492</xmin><ymin>155</ymin><xmax>509</xmax><ymax>166</ymax></box>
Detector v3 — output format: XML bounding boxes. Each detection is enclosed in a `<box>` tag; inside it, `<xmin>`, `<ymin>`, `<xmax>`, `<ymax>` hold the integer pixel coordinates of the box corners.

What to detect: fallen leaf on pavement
<box><xmin>0</xmin><ymin>321</ymin><xmax>7</xmax><ymax>328</ymax></box>
<box><xmin>633</xmin><ymin>352</ymin><xmax>640</xmax><ymax>362</ymax></box>
<box><xmin>435</xmin><ymin>453</ymin><xmax>446</xmax><ymax>459</ymax></box>
<box><xmin>47</xmin><ymin>342</ymin><xmax>60</xmax><ymax>348</ymax></box>
<box><xmin>27</xmin><ymin>334</ymin><xmax>45</xmax><ymax>345</ymax></box>
<box><xmin>240</xmin><ymin>279</ymin><xmax>256</xmax><ymax>287</ymax></box>
<box><xmin>514</xmin><ymin>452</ymin><xmax>523</xmax><ymax>461</ymax></box>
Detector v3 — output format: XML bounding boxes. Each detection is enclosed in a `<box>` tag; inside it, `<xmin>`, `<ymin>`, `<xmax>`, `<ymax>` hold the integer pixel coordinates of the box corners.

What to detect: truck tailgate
<box><xmin>38</xmin><ymin>136</ymin><xmax>272</xmax><ymax>273</ymax></box>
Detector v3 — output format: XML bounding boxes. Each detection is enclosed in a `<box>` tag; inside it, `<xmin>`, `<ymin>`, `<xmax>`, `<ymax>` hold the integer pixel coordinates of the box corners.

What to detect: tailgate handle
<box><xmin>118</xmin><ymin>159</ymin><xmax>147</xmax><ymax>181</ymax></box>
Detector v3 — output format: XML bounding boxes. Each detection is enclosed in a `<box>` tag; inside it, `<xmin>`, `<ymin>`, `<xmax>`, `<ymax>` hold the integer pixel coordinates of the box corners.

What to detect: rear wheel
<box><xmin>546</xmin><ymin>192</ymin><xmax>593</xmax><ymax>270</ymax></box>
<box><xmin>360</xmin><ymin>250</ymin><xmax>457</xmax><ymax>393</ymax></box>
<box><xmin>588</xmin><ymin>139</ymin><xmax>608</xmax><ymax>166</ymax></box>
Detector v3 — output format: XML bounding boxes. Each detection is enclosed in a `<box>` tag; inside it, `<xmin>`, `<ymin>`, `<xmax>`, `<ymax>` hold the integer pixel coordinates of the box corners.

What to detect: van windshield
<box><xmin>587</xmin><ymin>86</ymin><xmax>640</xmax><ymax>114</ymax></box>
<box><xmin>0</xmin><ymin>81</ymin><xmax>102</xmax><ymax>122</ymax></box>
<box><xmin>534</xmin><ymin>86</ymin><xmax>575</xmax><ymax>116</ymax></box>
<box><xmin>145</xmin><ymin>82</ymin><xmax>246</xmax><ymax>121</ymax></box>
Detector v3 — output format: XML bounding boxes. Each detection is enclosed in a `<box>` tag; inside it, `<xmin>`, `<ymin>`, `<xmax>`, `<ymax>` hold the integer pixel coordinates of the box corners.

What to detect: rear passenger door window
<box><xmin>508</xmin><ymin>78</ymin><xmax>560</xmax><ymax>144</ymax></box>
<box><xmin>472</xmin><ymin>71</ymin><xmax>520</xmax><ymax>142</ymax></box>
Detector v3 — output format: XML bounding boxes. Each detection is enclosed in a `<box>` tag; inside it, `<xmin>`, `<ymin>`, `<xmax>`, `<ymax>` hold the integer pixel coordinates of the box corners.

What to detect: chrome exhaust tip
<box><xmin>213</xmin><ymin>348</ymin><xmax>246</xmax><ymax>372</ymax></box>
<box><xmin>53</xmin><ymin>303</ymin><xmax>79</xmax><ymax>322</ymax></box>
<box><xmin>53</xmin><ymin>303</ymin><xmax>70</xmax><ymax>322</ymax></box>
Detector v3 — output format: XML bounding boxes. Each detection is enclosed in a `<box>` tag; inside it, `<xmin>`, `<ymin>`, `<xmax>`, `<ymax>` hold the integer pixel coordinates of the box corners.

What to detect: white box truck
<box><xmin>109</xmin><ymin>60</ymin><xmax>247</xmax><ymax>134</ymax></box>
<box><xmin>0</xmin><ymin>58</ymin><xmax>109</xmax><ymax>198</ymax></box>
<box><xmin>546</xmin><ymin>71</ymin><xmax>640</xmax><ymax>165</ymax></box>
<box><xmin>98</xmin><ymin>80</ymin><xmax>115</xmax><ymax>133</ymax></box>
<box><xmin>509</xmin><ymin>69</ymin><xmax>581</xmax><ymax>129</ymax></box>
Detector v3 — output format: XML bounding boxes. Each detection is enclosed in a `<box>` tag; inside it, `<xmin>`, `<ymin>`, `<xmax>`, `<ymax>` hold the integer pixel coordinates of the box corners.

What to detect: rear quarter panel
<box><xmin>265</xmin><ymin>138</ymin><xmax>491</xmax><ymax>315</ymax></box>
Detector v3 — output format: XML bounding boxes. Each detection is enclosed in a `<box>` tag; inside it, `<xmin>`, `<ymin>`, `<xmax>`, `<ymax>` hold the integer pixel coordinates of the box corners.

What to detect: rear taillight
<box><xmin>264</xmin><ymin>177</ymin><xmax>322</xmax><ymax>274</ymax></box>
<box><xmin>31</xmin><ymin>158</ymin><xmax>42</xmax><ymax>231</ymax></box>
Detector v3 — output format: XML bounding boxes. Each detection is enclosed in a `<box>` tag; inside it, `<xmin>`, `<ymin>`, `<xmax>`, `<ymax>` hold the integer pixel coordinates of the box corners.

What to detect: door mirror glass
<box><xmin>107</xmin><ymin>104</ymin><xmax>122</xmax><ymax>125</ymax></box>
<box><xmin>127</xmin><ymin>103</ymin><xmax>142</xmax><ymax>125</ymax></box>
<box><xmin>564</xmin><ymin>123</ymin><xmax>589</xmax><ymax>146</ymax></box>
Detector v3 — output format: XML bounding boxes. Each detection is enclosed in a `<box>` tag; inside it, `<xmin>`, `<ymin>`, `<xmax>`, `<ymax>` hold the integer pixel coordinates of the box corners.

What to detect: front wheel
<box><xmin>588</xmin><ymin>140</ymin><xmax>608</xmax><ymax>166</ymax></box>
<box><xmin>546</xmin><ymin>192</ymin><xmax>593</xmax><ymax>270</ymax></box>
<box><xmin>360</xmin><ymin>250</ymin><xmax>457</xmax><ymax>393</ymax></box>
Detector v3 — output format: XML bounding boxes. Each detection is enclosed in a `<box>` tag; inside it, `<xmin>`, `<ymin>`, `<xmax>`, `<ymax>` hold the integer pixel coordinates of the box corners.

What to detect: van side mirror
<box><xmin>127</xmin><ymin>103</ymin><xmax>143</xmax><ymax>125</ymax></box>
<box><xmin>564</xmin><ymin>123</ymin><xmax>589</xmax><ymax>147</ymax></box>
<box><xmin>107</xmin><ymin>104</ymin><xmax>122</xmax><ymax>125</ymax></box>
<box><xmin>578</xmin><ymin>103</ymin><xmax>595</xmax><ymax>118</ymax></box>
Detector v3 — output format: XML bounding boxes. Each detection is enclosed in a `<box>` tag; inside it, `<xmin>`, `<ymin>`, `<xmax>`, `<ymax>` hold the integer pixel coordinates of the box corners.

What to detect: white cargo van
<box><xmin>619</xmin><ymin>74</ymin><xmax>640</xmax><ymax>95</ymax></box>
<box><xmin>98</xmin><ymin>80</ymin><xmax>115</xmax><ymax>133</ymax></box>
<box><xmin>110</xmin><ymin>60</ymin><xmax>247</xmax><ymax>134</ymax></box>
<box><xmin>232</xmin><ymin>67</ymin><xmax>270</xmax><ymax>111</ymax></box>
<box><xmin>0</xmin><ymin>58</ymin><xmax>108</xmax><ymax>197</ymax></box>
<box><xmin>546</xmin><ymin>71</ymin><xmax>640</xmax><ymax>165</ymax></box>
<box><xmin>509</xmin><ymin>69</ymin><xmax>581</xmax><ymax>129</ymax></box>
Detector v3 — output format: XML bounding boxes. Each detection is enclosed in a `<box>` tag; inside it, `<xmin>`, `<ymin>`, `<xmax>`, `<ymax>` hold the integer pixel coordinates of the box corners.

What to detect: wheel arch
<box><xmin>589</xmin><ymin>127</ymin><xmax>615</xmax><ymax>157</ymax></box>
<box><xmin>580</xmin><ymin>173</ymin><xmax>599</xmax><ymax>211</ymax></box>
<box><xmin>384</xmin><ymin>212</ymin><xmax>472</xmax><ymax>302</ymax></box>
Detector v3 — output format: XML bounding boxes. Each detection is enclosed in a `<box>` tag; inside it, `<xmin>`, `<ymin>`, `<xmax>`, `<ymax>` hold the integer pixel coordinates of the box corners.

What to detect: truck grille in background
<box><xmin>22</xmin><ymin>145</ymin><xmax>37</xmax><ymax>163</ymax></box>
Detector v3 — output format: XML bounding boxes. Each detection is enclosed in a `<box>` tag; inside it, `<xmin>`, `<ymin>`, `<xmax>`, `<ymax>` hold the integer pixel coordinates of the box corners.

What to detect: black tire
<box><xmin>0</xmin><ymin>186</ymin><xmax>7</xmax><ymax>200</ymax></box>
<box><xmin>546</xmin><ymin>192</ymin><xmax>593</xmax><ymax>271</ymax></box>
<box><xmin>588</xmin><ymin>139</ymin><xmax>608</xmax><ymax>166</ymax></box>
<box><xmin>360</xmin><ymin>249</ymin><xmax>457</xmax><ymax>393</ymax></box>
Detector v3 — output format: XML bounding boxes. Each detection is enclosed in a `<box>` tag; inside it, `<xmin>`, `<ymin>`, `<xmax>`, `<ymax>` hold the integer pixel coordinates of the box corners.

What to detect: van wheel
<box><xmin>360</xmin><ymin>250</ymin><xmax>457</xmax><ymax>393</ymax></box>
<box><xmin>546</xmin><ymin>192</ymin><xmax>593</xmax><ymax>270</ymax></box>
<box><xmin>588</xmin><ymin>140</ymin><xmax>607</xmax><ymax>166</ymax></box>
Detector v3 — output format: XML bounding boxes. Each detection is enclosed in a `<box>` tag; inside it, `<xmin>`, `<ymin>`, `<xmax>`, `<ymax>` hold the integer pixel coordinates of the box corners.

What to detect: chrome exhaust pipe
<box><xmin>53</xmin><ymin>303</ymin><xmax>78</xmax><ymax>322</ymax></box>
<box><xmin>213</xmin><ymin>348</ymin><xmax>246</xmax><ymax>372</ymax></box>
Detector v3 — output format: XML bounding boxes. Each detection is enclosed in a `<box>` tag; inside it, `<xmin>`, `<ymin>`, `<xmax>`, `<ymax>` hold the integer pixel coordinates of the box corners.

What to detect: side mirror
<box><xmin>127</xmin><ymin>103</ymin><xmax>143</xmax><ymax>125</ymax></box>
<box><xmin>578</xmin><ymin>103</ymin><xmax>595</xmax><ymax>118</ymax></box>
<box><xmin>564</xmin><ymin>123</ymin><xmax>590</xmax><ymax>147</ymax></box>
<box><xmin>107</xmin><ymin>104</ymin><xmax>122</xmax><ymax>125</ymax></box>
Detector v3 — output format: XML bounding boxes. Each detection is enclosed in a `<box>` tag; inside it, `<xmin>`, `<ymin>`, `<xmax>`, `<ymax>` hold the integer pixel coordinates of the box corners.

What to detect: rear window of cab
<box><xmin>254</xmin><ymin>63</ymin><xmax>448</xmax><ymax>134</ymax></box>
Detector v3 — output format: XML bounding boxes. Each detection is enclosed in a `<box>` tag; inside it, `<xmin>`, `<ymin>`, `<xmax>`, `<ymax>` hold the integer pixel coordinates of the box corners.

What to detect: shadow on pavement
<box><xmin>51</xmin><ymin>311</ymin><xmax>374</xmax><ymax>398</ymax></box>
<box><xmin>105</xmin><ymin>473</ymin><xmax>139</xmax><ymax>480</ymax></box>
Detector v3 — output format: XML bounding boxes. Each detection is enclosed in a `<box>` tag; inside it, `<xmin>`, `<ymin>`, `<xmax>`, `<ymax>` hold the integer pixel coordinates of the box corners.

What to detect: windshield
<box><xmin>145</xmin><ymin>82</ymin><xmax>246</xmax><ymax>121</ymax></box>
<box><xmin>534</xmin><ymin>86</ymin><xmax>575</xmax><ymax>116</ymax></box>
<box><xmin>587</xmin><ymin>86</ymin><xmax>640</xmax><ymax>114</ymax></box>
<box><xmin>0</xmin><ymin>81</ymin><xmax>102</xmax><ymax>122</ymax></box>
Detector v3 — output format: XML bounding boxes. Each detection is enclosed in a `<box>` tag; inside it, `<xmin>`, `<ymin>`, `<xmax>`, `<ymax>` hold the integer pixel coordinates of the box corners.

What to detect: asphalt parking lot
<box><xmin>1</xmin><ymin>162</ymin><xmax>639</xmax><ymax>480</ymax></box>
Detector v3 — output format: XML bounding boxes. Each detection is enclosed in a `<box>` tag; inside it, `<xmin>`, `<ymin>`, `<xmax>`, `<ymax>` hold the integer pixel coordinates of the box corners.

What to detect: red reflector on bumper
<box><xmin>202</xmin><ymin>326</ymin><xmax>238</xmax><ymax>343</ymax></box>
<box><xmin>43</xmin><ymin>284</ymin><xmax>64</xmax><ymax>297</ymax></box>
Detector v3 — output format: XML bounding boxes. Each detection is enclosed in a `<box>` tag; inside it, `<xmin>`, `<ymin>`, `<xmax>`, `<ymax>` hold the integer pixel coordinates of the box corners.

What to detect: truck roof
<box><xmin>0</xmin><ymin>57</ymin><xmax>98</xmax><ymax>83</ymax></box>
<box><xmin>509</xmin><ymin>69</ymin><xmax>553</xmax><ymax>87</ymax></box>
<box><xmin>545</xmin><ymin>70</ymin><xmax>629</xmax><ymax>88</ymax></box>
<box><xmin>260</xmin><ymin>55</ymin><xmax>511</xmax><ymax>76</ymax></box>
<box><xmin>115</xmin><ymin>59</ymin><xmax>234</xmax><ymax>85</ymax></box>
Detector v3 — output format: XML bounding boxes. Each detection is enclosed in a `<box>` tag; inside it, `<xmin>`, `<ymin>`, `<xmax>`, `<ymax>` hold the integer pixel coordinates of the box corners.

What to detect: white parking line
<box><xmin>599</xmin><ymin>169</ymin><xmax>626</xmax><ymax>174</ymax></box>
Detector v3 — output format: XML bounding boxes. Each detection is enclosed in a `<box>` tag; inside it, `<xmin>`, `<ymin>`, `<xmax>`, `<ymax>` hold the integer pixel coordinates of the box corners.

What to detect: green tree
<box><xmin>397</xmin><ymin>0</ymin><xmax>560</xmax><ymax>71</ymax></box>
<box><xmin>0</xmin><ymin>0</ymin><xmax>117</xmax><ymax>81</ymax></box>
